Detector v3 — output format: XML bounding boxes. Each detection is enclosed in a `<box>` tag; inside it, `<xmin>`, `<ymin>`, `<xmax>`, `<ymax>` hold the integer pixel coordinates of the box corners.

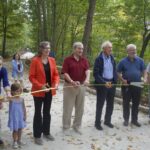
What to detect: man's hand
<box><xmin>83</xmin><ymin>80</ymin><xmax>90</xmax><ymax>86</ymax></box>
<box><xmin>121</xmin><ymin>79</ymin><xmax>128</xmax><ymax>85</ymax></box>
<box><xmin>71</xmin><ymin>81</ymin><xmax>80</xmax><ymax>87</ymax></box>
<box><xmin>105</xmin><ymin>82</ymin><xmax>112</xmax><ymax>88</ymax></box>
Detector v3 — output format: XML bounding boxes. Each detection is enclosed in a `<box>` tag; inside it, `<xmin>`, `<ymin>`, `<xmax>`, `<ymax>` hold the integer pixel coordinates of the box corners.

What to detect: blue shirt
<box><xmin>0</xmin><ymin>66</ymin><xmax>9</xmax><ymax>94</ymax></box>
<box><xmin>102</xmin><ymin>53</ymin><xmax>113</xmax><ymax>79</ymax></box>
<box><xmin>11</xmin><ymin>60</ymin><xmax>24</xmax><ymax>78</ymax></box>
<box><xmin>117</xmin><ymin>56</ymin><xmax>146</xmax><ymax>82</ymax></box>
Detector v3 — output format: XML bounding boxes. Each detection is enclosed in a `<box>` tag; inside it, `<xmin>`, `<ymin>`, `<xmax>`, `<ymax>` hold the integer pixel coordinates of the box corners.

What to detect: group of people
<box><xmin>0</xmin><ymin>40</ymin><xmax>150</xmax><ymax>148</ymax></box>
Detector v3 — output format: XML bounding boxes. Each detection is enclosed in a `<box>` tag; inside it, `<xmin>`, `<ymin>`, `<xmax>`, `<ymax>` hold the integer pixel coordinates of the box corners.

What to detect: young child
<box><xmin>8</xmin><ymin>83</ymin><xmax>26</xmax><ymax>149</ymax></box>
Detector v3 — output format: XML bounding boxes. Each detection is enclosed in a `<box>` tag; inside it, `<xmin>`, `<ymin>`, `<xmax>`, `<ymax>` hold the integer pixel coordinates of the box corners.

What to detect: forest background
<box><xmin>0</xmin><ymin>0</ymin><xmax>150</xmax><ymax>65</ymax></box>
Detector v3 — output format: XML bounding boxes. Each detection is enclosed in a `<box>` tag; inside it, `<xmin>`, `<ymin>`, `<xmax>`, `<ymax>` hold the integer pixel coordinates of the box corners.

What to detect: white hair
<box><xmin>101</xmin><ymin>41</ymin><xmax>112</xmax><ymax>49</ymax></box>
<box><xmin>126</xmin><ymin>44</ymin><xmax>136</xmax><ymax>50</ymax></box>
<box><xmin>73</xmin><ymin>42</ymin><xmax>83</xmax><ymax>49</ymax></box>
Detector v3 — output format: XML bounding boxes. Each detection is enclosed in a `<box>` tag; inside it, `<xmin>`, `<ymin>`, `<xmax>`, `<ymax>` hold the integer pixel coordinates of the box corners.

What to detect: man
<box><xmin>117</xmin><ymin>44</ymin><xmax>146</xmax><ymax>127</ymax></box>
<box><xmin>61</xmin><ymin>42</ymin><xmax>90</xmax><ymax>134</ymax></box>
<box><xmin>93</xmin><ymin>41</ymin><xmax>117</xmax><ymax>130</ymax></box>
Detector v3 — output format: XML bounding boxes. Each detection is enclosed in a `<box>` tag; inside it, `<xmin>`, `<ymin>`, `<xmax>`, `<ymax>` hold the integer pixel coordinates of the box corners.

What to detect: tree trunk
<box><xmin>82</xmin><ymin>0</ymin><xmax>96</xmax><ymax>55</ymax></box>
<box><xmin>140</xmin><ymin>32</ymin><xmax>150</xmax><ymax>58</ymax></box>
<box><xmin>140</xmin><ymin>0</ymin><xmax>150</xmax><ymax>58</ymax></box>
<box><xmin>37</xmin><ymin>0</ymin><xmax>43</xmax><ymax>42</ymax></box>
<box><xmin>42</xmin><ymin>0</ymin><xmax>48</xmax><ymax>40</ymax></box>
<box><xmin>1</xmin><ymin>0</ymin><xmax>8</xmax><ymax>57</ymax></box>
<box><xmin>51</xmin><ymin>0</ymin><xmax>56</xmax><ymax>51</ymax></box>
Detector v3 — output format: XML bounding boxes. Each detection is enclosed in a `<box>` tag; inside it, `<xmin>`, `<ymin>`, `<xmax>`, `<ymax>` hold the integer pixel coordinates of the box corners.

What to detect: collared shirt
<box><xmin>61</xmin><ymin>55</ymin><xmax>89</xmax><ymax>83</ymax></box>
<box><xmin>102</xmin><ymin>53</ymin><xmax>113</xmax><ymax>80</ymax></box>
<box><xmin>117</xmin><ymin>56</ymin><xmax>146</xmax><ymax>82</ymax></box>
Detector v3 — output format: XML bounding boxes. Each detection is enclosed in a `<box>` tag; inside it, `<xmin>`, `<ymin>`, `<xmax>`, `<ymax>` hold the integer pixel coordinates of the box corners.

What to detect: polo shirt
<box><xmin>117</xmin><ymin>56</ymin><xmax>146</xmax><ymax>82</ymax></box>
<box><xmin>61</xmin><ymin>55</ymin><xmax>89</xmax><ymax>83</ymax></box>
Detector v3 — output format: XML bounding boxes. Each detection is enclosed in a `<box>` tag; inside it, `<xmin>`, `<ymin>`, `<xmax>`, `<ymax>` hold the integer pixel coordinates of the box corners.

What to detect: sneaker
<box><xmin>0</xmin><ymin>139</ymin><xmax>4</xmax><ymax>146</ymax></box>
<box><xmin>104</xmin><ymin>122</ymin><xmax>114</xmax><ymax>128</ymax></box>
<box><xmin>17</xmin><ymin>140</ymin><xmax>26</xmax><ymax>147</ymax></box>
<box><xmin>43</xmin><ymin>134</ymin><xmax>55</xmax><ymax>141</ymax></box>
<box><xmin>13</xmin><ymin>141</ymin><xmax>18</xmax><ymax>149</ymax></box>
<box><xmin>34</xmin><ymin>138</ymin><xmax>43</xmax><ymax>145</ymax></box>
<box><xmin>131</xmin><ymin>121</ymin><xmax>141</xmax><ymax>127</ymax></box>
<box><xmin>73</xmin><ymin>127</ymin><xmax>82</xmax><ymax>135</ymax></box>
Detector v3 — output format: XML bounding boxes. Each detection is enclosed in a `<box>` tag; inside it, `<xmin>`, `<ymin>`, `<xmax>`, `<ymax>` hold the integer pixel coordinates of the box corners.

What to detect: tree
<box><xmin>1</xmin><ymin>0</ymin><xmax>8</xmax><ymax>57</ymax></box>
<box><xmin>82</xmin><ymin>0</ymin><xmax>96</xmax><ymax>55</ymax></box>
<box><xmin>140</xmin><ymin>0</ymin><xmax>150</xmax><ymax>58</ymax></box>
<box><xmin>0</xmin><ymin>0</ymin><xmax>26</xmax><ymax>57</ymax></box>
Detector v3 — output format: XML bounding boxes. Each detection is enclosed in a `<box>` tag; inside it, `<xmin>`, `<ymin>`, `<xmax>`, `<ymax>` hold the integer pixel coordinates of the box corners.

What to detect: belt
<box><xmin>103</xmin><ymin>78</ymin><xmax>113</xmax><ymax>82</ymax></box>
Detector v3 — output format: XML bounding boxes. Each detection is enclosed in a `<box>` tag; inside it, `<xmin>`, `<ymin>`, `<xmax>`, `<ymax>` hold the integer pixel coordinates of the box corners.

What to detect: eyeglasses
<box><xmin>77</xmin><ymin>47</ymin><xmax>84</xmax><ymax>50</ymax></box>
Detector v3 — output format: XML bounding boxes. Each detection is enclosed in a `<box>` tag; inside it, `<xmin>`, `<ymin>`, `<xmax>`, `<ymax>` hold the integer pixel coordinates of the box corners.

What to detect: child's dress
<box><xmin>8</xmin><ymin>98</ymin><xmax>26</xmax><ymax>131</ymax></box>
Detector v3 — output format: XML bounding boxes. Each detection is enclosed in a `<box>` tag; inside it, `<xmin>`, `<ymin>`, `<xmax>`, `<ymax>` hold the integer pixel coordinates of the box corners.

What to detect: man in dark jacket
<box><xmin>93</xmin><ymin>41</ymin><xmax>117</xmax><ymax>130</ymax></box>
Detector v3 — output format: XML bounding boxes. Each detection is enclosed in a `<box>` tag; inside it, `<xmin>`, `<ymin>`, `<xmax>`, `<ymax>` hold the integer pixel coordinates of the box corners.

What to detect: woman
<box><xmin>0</xmin><ymin>56</ymin><xmax>10</xmax><ymax>145</ymax></box>
<box><xmin>11</xmin><ymin>53</ymin><xmax>28</xmax><ymax>92</ymax></box>
<box><xmin>29</xmin><ymin>41</ymin><xmax>59</xmax><ymax>145</ymax></box>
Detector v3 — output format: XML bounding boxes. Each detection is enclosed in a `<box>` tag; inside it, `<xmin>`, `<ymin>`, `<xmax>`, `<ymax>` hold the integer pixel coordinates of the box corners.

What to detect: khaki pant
<box><xmin>63</xmin><ymin>82</ymin><xmax>86</xmax><ymax>129</ymax></box>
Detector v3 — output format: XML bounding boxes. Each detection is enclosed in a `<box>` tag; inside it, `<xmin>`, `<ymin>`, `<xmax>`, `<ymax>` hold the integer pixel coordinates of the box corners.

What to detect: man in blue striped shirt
<box><xmin>93</xmin><ymin>41</ymin><xmax>117</xmax><ymax>130</ymax></box>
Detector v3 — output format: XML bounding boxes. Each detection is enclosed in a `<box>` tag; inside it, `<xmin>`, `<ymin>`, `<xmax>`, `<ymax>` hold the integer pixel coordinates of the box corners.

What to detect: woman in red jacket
<box><xmin>29</xmin><ymin>41</ymin><xmax>59</xmax><ymax>145</ymax></box>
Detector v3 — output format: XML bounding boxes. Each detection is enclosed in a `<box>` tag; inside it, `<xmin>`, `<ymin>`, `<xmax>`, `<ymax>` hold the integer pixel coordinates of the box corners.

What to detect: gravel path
<box><xmin>1</xmin><ymin>61</ymin><xmax>150</xmax><ymax>150</ymax></box>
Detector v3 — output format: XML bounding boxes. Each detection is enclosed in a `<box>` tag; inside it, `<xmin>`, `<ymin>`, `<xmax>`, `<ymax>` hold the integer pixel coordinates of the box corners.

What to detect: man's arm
<box><xmin>117</xmin><ymin>72</ymin><xmax>128</xmax><ymax>85</ymax></box>
<box><xmin>84</xmin><ymin>69</ymin><xmax>90</xmax><ymax>85</ymax></box>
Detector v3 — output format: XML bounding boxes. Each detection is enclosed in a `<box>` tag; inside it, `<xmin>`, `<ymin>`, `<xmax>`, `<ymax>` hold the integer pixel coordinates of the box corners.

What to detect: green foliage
<box><xmin>0</xmin><ymin>0</ymin><xmax>150</xmax><ymax>61</ymax></box>
<box><xmin>0</xmin><ymin>0</ymin><xmax>30</xmax><ymax>56</ymax></box>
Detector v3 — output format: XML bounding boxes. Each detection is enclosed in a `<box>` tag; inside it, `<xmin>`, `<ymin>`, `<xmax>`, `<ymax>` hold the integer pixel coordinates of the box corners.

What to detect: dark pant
<box><xmin>95</xmin><ymin>86</ymin><xmax>116</xmax><ymax>125</ymax></box>
<box><xmin>33</xmin><ymin>93</ymin><xmax>52</xmax><ymax>138</ymax></box>
<box><xmin>121</xmin><ymin>86</ymin><xmax>141</xmax><ymax>122</ymax></box>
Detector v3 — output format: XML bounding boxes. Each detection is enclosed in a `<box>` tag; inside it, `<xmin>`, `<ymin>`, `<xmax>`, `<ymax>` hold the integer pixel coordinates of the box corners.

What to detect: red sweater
<box><xmin>29</xmin><ymin>56</ymin><xmax>60</xmax><ymax>97</ymax></box>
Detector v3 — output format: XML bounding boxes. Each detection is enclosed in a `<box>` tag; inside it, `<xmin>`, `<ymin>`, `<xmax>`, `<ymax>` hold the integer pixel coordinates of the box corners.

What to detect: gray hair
<box><xmin>39</xmin><ymin>41</ymin><xmax>50</xmax><ymax>49</ymax></box>
<box><xmin>73</xmin><ymin>42</ymin><xmax>83</xmax><ymax>49</ymax></box>
<box><xmin>126</xmin><ymin>44</ymin><xmax>136</xmax><ymax>50</ymax></box>
<box><xmin>101</xmin><ymin>41</ymin><xmax>112</xmax><ymax>50</ymax></box>
<box><xmin>38</xmin><ymin>41</ymin><xmax>50</xmax><ymax>56</ymax></box>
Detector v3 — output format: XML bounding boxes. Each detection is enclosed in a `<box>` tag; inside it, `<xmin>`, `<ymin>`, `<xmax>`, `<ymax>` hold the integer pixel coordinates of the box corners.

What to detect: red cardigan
<box><xmin>29</xmin><ymin>56</ymin><xmax>60</xmax><ymax>97</ymax></box>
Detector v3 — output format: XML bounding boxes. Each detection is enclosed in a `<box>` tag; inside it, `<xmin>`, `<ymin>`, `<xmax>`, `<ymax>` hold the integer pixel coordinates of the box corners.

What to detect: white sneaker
<box><xmin>13</xmin><ymin>141</ymin><xmax>18</xmax><ymax>149</ymax></box>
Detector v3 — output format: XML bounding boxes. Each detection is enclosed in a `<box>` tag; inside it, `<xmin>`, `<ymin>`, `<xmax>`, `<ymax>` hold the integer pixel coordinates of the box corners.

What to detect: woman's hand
<box><xmin>42</xmin><ymin>83</ymin><xmax>50</xmax><ymax>92</ymax></box>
